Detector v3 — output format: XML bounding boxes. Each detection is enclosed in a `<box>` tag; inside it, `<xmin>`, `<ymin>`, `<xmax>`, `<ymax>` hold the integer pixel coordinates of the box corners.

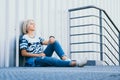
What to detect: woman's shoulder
<box><xmin>19</xmin><ymin>34</ymin><xmax>29</xmax><ymax>43</ymax></box>
<box><xmin>20</xmin><ymin>34</ymin><xmax>29</xmax><ymax>40</ymax></box>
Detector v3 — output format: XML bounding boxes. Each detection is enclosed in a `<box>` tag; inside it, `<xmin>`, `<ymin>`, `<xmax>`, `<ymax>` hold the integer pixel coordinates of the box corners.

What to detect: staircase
<box><xmin>68</xmin><ymin>6</ymin><xmax>120</xmax><ymax>66</ymax></box>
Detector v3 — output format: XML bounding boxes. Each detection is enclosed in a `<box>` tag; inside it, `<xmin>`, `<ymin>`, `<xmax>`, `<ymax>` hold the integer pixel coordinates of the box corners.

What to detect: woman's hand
<box><xmin>38</xmin><ymin>53</ymin><xmax>46</xmax><ymax>57</ymax></box>
<box><xmin>21</xmin><ymin>50</ymin><xmax>46</xmax><ymax>57</ymax></box>
<box><xmin>49</xmin><ymin>36</ymin><xmax>55</xmax><ymax>44</ymax></box>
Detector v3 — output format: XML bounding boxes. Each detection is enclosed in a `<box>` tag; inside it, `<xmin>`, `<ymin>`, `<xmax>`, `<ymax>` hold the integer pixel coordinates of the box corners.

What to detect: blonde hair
<box><xmin>23</xmin><ymin>19</ymin><xmax>35</xmax><ymax>34</ymax></box>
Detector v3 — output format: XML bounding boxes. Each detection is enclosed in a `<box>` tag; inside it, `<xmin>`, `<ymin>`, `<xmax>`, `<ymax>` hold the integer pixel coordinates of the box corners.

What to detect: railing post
<box><xmin>68</xmin><ymin>11</ymin><xmax>71</xmax><ymax>59</ymax></box>
<box><xmin>99</xmin><ymin>10</ymin><xmax>103</xmax><ymax>61</ymax></box>
<box><xmin>118</xmin><ymin>32</ymin><xmax>120</xmax><ymax>66</ymax></box>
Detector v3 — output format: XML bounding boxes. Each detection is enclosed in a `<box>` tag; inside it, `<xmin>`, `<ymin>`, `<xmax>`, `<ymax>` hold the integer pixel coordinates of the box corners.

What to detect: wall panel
<box><xmin>0</xmin><ymin>0</ymin><xmax>6</xmax><ymax>67</ymax></box>
<box><xmin>0</xmin><ymin>0</ymin><xmax>120</xmax><ymax>67</ymax></box>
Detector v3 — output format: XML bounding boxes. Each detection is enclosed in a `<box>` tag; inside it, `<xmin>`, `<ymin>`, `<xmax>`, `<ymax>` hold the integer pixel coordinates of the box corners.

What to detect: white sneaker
<box><xmin>77</xmin><ymin>59</ymin><xmax>87</xmax><ymax>67</ymax></box>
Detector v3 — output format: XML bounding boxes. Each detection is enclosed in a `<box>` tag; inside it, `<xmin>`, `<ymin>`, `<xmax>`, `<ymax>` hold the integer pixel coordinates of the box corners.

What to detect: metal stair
<box><xmin>0</xmin><ymin>67</ymin><xmax>120</xmax><ymax>80</ymax></box>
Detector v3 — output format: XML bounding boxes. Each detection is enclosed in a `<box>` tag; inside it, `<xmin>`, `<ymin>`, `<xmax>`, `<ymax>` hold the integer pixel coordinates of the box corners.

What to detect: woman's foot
<box><xmin>70</xmin><ymin>61</ymin><xmax>77</xmax><ymax>67</ymax></box>
<box><xmin>62</xmin><ymin>56</ymin><xmax>87</xmax><ymax>67</ymax></box>
<box><xmin>62</xmin><ymin>56</ymin><xmax>71</xmax><ymax>61</ymax></box>
<box><xmin>70</xmin><ymin>60</ymin><xmax>87</xmax><ymax>67</ymax></box>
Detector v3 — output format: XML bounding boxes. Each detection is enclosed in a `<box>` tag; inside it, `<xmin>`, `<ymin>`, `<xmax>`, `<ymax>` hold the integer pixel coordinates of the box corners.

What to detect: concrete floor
<box><xmin>0</xmin><ymin>66</ymin><xmax>120</xmax><ymax>80</ymax></box>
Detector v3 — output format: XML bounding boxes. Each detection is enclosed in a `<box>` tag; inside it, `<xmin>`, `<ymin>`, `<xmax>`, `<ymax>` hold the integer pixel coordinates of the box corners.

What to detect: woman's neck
<box><xmin>27</xmin><ymin>31</ymin><xmax>35</xmax><ymax>38</ymax></box>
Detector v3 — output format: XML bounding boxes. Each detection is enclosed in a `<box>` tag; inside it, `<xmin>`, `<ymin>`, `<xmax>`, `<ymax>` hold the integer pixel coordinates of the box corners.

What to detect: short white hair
<box><xmin>22</xmin><ymin>19</ymin><xmax>35</xmax><ymax>34</ymax></box>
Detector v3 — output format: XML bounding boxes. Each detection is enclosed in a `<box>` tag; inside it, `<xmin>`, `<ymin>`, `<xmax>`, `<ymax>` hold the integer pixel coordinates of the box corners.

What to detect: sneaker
<box><xmin>76</xmin><ymin>59</ymin><xmax>87</xmax><ymax>67</ymax></box>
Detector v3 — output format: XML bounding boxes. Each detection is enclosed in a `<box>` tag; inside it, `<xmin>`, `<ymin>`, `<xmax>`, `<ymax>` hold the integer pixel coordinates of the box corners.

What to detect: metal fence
<box><xmin>68</xmin><ymin>6</ymin><xmax>120</xmax><ymax>66</ymax></box>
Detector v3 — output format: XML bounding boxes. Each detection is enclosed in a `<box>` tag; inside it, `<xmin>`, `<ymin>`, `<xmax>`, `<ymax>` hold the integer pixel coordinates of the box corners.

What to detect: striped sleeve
<box><xmin>19</xmin><ymin>36</ymin><xmax>28</xmax><ymax>50</ymax></box>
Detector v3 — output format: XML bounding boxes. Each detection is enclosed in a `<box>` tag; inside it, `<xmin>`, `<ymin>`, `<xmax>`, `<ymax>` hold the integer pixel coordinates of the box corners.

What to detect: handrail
<box><xmin>70</xmin><ymin>23</ymin><xmax>119</xmax><ymax>52</ymax></box>
<box><xmin>71</xmin><ymin>23</ymin><xmax>119</xmax><ymax>47</ymax></box>
<box><xmin>70</xmin><ymin>15</ymin><xmax>98</xmax><ymax>19</ymax></box>
<box><xmin>69</xmin><ymin>6</ymin><xmax>103</xmax><ymax>12</ymax></box>
<box><xmin>70</xmin><ymin>15</ymin><xmax>119</xmax><ymax>39</ymax></box>
<box><xmin>103</xmin><ymin>10</ymin><xmax>120</xmax><ymax>32</ymax></box>
<box><xmin>69</xmin><ymin>6</ymin><xmax>120</xmax><ymax>33</ymax></box>
<box><xmin>103</xmin><ymin>52</ymin><xmax>116</xmax><ymax>65</ymax></box>
<box><xmin>70</xmin><ymin>50</ymin><xmax>101</xmax><ymax>53</ymax></box>
<box><xmin>70</xmin><ymin>41</ymin><xmax>119</xmax><ymax>62</ymax></box>
<box><xmin>103</xmin><ymin>43</ymin><xmax>119</xmax><ymax>62</ymax></box>
<box><xmin>71</xmin><ymin>33</ymin><xmax>119</xmax><ymax>54</ymax></box>
<box><xmin>70</xmin><ymin>41</ymin><xmax>100</xmax><ymax>45</ymax></box>
<box><xmin>70</xmin><ymin>23</ymin><xmax>99</xmax><ymax>28</ymax></box>
<box><xmin>103</xmin><ymin>18</ymin><xmax>118</xmax><ymax>39</ymax></box>
<box><xmin>104</xmin><ymin>61</ymin><xmax>110</xmax><ymax>66</ymax></box>
<box><xmin>103</xmin><ymin>35</ymin><xmax>119</xmax><ymax>54</ymax></box>
<box><xmin>69</xmin><ymin>6</ymin><xmax>120</xmax><ymax>65</ymax></box>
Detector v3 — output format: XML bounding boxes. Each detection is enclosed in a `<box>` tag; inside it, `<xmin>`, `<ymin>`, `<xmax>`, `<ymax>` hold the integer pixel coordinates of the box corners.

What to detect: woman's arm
<box><xmin>42</xmin><ymin>36</ymin><xmax>55</xmax><ymax>45</ymax></box>
<box><xmin>42</xmin><ymin>40</ymin><xmax>49</xmax><ymax>45</ymax></box>
<box><xmin>21</xmin><ymin>49</ymin><xmax>46</xmax><ymax>57</ymax></box>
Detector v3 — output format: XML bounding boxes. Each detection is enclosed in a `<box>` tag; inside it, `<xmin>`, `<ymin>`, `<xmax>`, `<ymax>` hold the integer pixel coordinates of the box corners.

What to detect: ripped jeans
<box><xmin>25</xmin><ymin>41</ymin><xmax>71</xmax><ymax>67</ymax></box>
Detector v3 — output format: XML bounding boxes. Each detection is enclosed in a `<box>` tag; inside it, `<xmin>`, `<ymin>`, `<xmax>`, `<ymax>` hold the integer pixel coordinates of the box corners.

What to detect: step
<box><xmin>0</xmin><ymin>66</ymin><xmax>120</xmax><ymax>80</ymax></box>
<box><xmin>86</xmin><ymin>60</ymin><xmax>106</xmax><ymax>66</ymax></box>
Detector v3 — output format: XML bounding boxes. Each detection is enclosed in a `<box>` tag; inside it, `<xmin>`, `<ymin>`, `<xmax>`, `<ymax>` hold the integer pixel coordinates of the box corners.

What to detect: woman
<box><xmin>19</xmin><ymin>19</ymin><xmax>87</xmax><ymax>67</ymax></box>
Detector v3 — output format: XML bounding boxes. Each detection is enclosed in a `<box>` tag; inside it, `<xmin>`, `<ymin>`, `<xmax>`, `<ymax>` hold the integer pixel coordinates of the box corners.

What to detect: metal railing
<box><xmin>68</xmin><ymin>6</ymin><xmax>120</xmax><ymax>66</ymax></box>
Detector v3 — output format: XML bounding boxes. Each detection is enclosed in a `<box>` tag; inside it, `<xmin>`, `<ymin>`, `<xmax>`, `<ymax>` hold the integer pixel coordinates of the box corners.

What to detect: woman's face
<box><xmin>27</xmin><ymin>21</ymin><xmax>36</xmax><ymax>31</ymax></box>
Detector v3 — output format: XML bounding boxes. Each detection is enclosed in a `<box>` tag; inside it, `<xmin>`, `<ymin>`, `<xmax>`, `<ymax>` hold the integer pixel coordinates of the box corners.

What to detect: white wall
<box><xmin>0</xmin><ymin>0</ymin><xmax>120</xmax><ymax>67</ymax></box>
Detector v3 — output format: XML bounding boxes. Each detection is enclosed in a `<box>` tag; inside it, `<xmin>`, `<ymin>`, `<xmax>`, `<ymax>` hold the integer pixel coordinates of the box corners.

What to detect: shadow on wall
<box><xmin>16</xmin><ymin>21</ymin><xmax>25</xmax><ymax>67</ymax></box>
<box><xmin>20</xmin><ymin>21</ymin><xmax>26</xmax><ymax>67</ymax></box>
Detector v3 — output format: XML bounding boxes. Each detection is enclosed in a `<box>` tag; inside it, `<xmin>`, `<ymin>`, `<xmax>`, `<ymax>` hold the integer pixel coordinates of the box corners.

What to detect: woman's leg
<box><xmin>35</xmin><ymin>56</ymin><xmax>73</xmax><ymax>67</ymax></box>
<box><xmin>44</xmin><ymin>41</ymin><xmax>66</xmax><ymax>59</ymax></box>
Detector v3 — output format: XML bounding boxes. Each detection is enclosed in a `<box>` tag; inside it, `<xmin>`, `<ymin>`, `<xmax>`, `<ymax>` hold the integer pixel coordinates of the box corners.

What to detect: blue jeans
<box><xmin>25</xmin><ymin>41</ymin><xmax>71</xmax><ymax>67</ymax></box>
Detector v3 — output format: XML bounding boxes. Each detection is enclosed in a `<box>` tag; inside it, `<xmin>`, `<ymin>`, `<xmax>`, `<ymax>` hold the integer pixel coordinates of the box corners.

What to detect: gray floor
<box><xmin>0</xmin><ymin>66</ymin><xmax>120</xmax><ymax>80</ymax></box>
